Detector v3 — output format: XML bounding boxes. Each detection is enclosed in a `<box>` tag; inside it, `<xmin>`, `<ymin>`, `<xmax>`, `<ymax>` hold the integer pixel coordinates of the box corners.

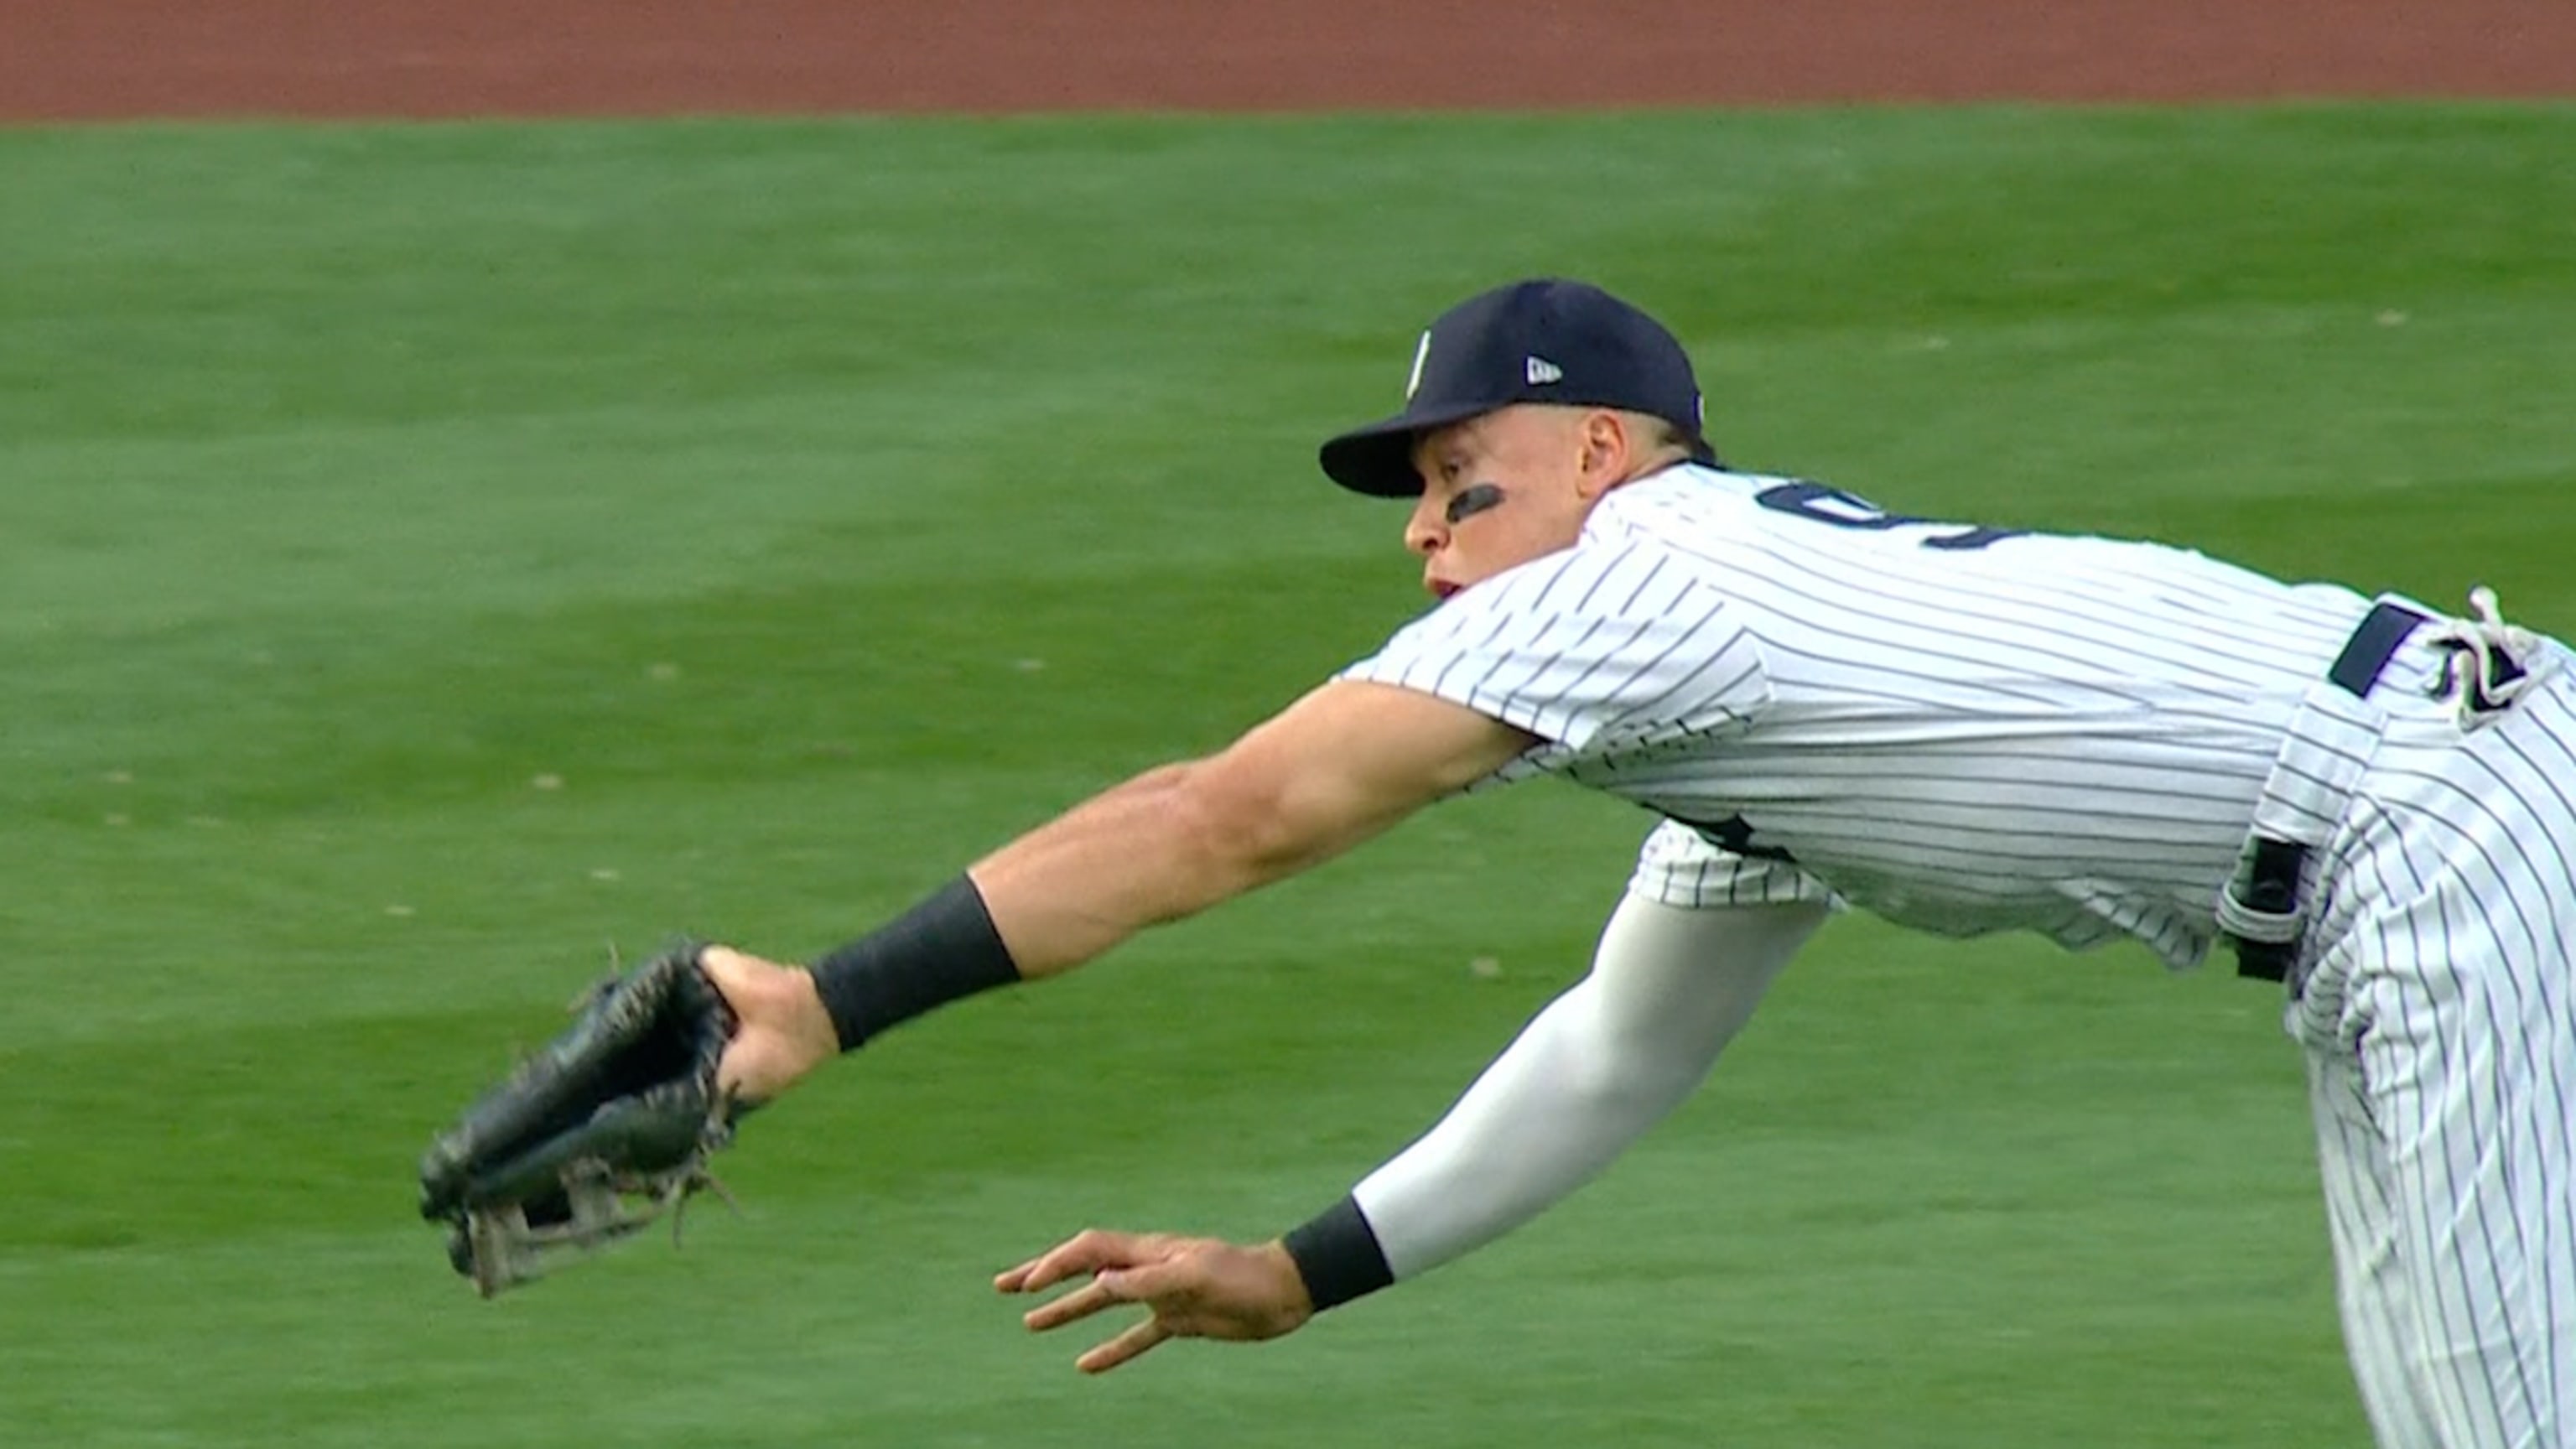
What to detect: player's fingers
<box><xmin>992</xmin><ymin>1243</ymin><xmax>1087</xmax><ymax>1291</ymax></box>
<box><xmin>695</xmin><ymin>944</ymin><xmax>776</xmax><ymax>997</ymax></box>
<box><xmin>1000</xmin><ymin>1229</ymin><xmax>1157</xmax><ymax>1294</ymax></box>
<box><xmin>1004</xmin><ymin>1241</ymin><xmax>1104</xmax><ymax>1295</ymax></box>
<box><xmin>1088</xmin><ymin>1259</ymin><xmax>1196</xmax><ymax>1306</ymax></box>
<box><xmin>1075</xmin><ymin>1317</ymin><xmax>1174</xmax><ymax>1375</ymax></box>
<box><xmin>1034</xmin><ymin>1256</ymin><xmax>1222</xmax><ymax>1327</ymax></box>
<box><xmin>1020</xmin><ymin>1278</ymin><xmax>1125</xmax><ymax>1332</ymax></box>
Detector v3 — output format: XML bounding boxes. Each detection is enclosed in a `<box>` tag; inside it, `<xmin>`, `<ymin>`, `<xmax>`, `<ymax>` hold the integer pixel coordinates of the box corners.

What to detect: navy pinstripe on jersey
<box><xmin>1341</xmin><ymin>465</ymin><xmax>2381</xmax><ymax>968</ymax></box>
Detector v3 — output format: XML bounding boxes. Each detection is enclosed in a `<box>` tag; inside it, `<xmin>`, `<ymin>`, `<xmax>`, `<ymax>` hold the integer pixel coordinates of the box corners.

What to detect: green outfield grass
<box><xmin>3</xmin><ymin>104</ymin><xmax>2571</xmax><ymax>1448</ymax></box>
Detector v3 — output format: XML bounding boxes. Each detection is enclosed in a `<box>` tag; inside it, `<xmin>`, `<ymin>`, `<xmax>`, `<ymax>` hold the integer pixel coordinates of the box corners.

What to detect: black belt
<box><xmin>2325</xmin><ymin>600</ymin><xmax>2432</xmax><ymax>701</ymax></box>
<box><xmin>2228</xmin><ymin>601</ymin><xmax>2430</xmax><ymax>982</ymax></box>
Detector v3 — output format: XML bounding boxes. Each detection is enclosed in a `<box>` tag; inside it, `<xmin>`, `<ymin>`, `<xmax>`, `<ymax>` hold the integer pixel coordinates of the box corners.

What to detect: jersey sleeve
<box><xmin>1337</xmin><ymin>538</ymin><xmax>1771</xmax><ymax>779</ymax></box>
<box><xmin>1629</xmin><ymin>818</ymin><xmax>1837</xmax><ymax>910</ymax></box>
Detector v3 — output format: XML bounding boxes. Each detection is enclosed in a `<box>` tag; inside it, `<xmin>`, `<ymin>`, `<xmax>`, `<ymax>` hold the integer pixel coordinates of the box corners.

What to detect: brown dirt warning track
<box><xmin>0</xmin><ymin>0</ymin><xmax>2568</xmax><ymax>122</ymax></box>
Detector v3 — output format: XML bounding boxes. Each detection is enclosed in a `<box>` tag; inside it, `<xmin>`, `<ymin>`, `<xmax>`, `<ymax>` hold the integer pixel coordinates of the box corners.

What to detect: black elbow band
<box><xmin>1281</xmin><ymin>1195</ymin><xmax>1394</xmax><ymax>1312</ymax></box>
<box><xmin>808</xmin><ymin>875</ymin><xmax>1022</xmax><ymax>1051</ymax></box>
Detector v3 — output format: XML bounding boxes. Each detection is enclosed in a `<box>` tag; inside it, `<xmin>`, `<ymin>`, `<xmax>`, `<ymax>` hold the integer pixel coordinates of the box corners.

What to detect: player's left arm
<box><xmin>703</xmin><ymin>679</ymin><xmax>1535</xmax><ymax>1104</ymax></box>
<box><xmin>971</xmin><ymin>678</ymin><xmax>1532</xmax><ymax>974</ymax></box>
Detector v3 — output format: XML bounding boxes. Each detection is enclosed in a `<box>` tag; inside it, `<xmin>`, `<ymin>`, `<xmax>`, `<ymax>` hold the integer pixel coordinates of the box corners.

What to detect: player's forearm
<box><xmin>969</xmin><ymin>682</ymin><xmax>1526</xmax><ymax>979</ymax></box>
<box><xmin>1278</xmin><ymin>977</ymin><xmax>1716</xmax><ymax>1308</ymax></box>
<box><xmin>969</xmin><ymin>758</ymin><xmax>1307</xmax><ymax>978</ymax></box>
<box><xmin>1286</xmin><ymin>897</ymin><xmax>1823</xmax><ymax>1300</ymax></box>
<box><xmin>788</xmin><ymin>683</ymin><xmax>1514</xmax><ymax>1070</ymax></box>
<box><xmin>791</xmin><ymin>757</ymin><xmax>1343</xmax><ymax>1059</ymax></box>
<box><xmin>1357</xmin><ymin>979</ymin><xmax>1707</xmax><ymax>1273</ymax></box>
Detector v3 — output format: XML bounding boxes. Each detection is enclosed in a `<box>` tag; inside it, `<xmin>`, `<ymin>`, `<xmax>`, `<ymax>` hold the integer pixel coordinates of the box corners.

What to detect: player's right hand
<box><xmin>995</xmin><ymin>1228</ymin><xmax>1315</xmax><ymax>1373</ymax></box>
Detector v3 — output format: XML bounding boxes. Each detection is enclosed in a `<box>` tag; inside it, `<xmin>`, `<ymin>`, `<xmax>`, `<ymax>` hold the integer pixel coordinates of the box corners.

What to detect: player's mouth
<box><xmin>1427</xmin><ymin>577</ymin><xmax>1462</xmax><ymax>601</ymax></box>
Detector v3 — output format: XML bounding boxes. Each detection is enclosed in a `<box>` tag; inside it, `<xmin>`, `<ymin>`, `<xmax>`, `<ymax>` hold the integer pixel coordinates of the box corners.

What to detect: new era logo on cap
<box><xmin>1319</xmin><ymin>278</ymin><xmax>1721</xmax><ymax>497</ymax></box>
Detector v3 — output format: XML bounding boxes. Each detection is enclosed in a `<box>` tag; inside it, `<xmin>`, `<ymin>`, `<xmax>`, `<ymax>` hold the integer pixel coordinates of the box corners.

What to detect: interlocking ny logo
<box><xmin>1405</xmin><ymin>330</ymin><xmax>1431</xmax><ymax>400</ymax></box>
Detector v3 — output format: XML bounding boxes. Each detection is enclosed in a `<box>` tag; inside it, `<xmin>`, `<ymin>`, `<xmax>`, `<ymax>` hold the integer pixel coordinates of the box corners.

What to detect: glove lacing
<box><xmin>661</xmin><ymin>1093</ymin><xmax>745</xmax><ymax>1248</ymax></box>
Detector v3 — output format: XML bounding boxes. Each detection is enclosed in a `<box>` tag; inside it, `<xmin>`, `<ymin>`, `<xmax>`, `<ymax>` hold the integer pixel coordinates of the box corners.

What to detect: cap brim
<box><xmin>1317</xmin><ymin>400</ymin><xmax>1500</xmax><ymax>497</ymax></box>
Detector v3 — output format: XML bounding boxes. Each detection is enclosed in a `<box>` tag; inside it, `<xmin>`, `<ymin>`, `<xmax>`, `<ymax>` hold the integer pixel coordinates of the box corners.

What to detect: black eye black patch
<box><xmin>1445</xmin><ymin>483</ymin><xmax>1507</xmax><ymax>526</ymax></box>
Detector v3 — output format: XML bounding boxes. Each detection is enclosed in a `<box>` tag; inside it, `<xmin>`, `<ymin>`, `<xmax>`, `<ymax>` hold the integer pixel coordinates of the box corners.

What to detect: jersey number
<box><xmin>1754</xmin><ymin>481</ymin><xmax>2019</xmax><ymax>552</ymax></box>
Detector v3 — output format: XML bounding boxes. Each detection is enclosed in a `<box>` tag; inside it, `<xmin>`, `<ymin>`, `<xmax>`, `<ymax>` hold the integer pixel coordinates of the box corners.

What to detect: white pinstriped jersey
<box><xmin>1339</xmin><ymin>464</ymin><xmax>2384</xmax><ymax>969</ymax></box>
<box><xmin>1335</xmin><ymin>457</ymin><xmax>2576</xmax><ymax>1445</ymax></box>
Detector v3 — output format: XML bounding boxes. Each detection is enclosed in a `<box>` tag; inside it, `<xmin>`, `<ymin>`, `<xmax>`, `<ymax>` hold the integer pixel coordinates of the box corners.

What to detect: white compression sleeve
<box><xmin>1349</xmin><ymin>893</ymin><xmax>1825</xmax><ymax>1280</ymax></box>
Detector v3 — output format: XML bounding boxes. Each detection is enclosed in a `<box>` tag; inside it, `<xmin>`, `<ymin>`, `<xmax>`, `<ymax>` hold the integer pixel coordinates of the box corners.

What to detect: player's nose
<box><xmin>1403</xmin><ymin>498</ymin><xmax>1446</xmax><ymax>558</ymax></box>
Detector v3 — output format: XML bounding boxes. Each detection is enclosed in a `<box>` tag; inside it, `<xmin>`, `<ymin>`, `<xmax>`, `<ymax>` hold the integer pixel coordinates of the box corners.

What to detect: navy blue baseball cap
<box><xmin>1319</xmin><ymin>278</ymin><xmax>1718</xmax><ymax>497</ymax></box>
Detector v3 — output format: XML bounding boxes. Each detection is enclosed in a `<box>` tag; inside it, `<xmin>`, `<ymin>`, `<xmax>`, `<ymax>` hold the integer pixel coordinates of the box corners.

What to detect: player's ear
<box><xmin>1574</xmin><ymin>409</ymin><xmax>1632</xmax><ymax>499</ymax></box>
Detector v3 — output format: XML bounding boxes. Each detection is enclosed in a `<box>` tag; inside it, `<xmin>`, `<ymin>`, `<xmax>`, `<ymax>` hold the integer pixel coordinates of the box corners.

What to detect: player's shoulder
<box><xmin>1436</xmin><ymin>465</ymin><xmax>1821</xmax><ymax>621</ymax></box>
<box><xmin>1587</xmin><ymin>461</ymin><xmax>1813</xmax><ymax>518</ymax></box>
<box><xmin>1589</xmin><ymin>465</ymin><xmax>1810</xmax><ymax>536</ymax></box>
<box><xmin>1604</xmin><ymin>462</ymin><xmax>1790</xmax><ymax>510</ymax></box>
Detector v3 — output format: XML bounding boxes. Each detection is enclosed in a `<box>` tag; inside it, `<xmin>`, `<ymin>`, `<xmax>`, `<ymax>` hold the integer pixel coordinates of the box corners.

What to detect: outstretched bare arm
<box><xmin>708</xmin><ymin>680</ymin><xmax>1534</xmax><ymax>1102</ymax></box>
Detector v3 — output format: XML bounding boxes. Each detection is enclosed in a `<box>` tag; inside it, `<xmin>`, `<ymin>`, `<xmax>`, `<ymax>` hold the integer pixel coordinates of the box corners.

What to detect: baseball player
<box><xmin>701</xmin><ymin>279</ymin><xmax>2574</xmax><ymax>1447</ymax></box>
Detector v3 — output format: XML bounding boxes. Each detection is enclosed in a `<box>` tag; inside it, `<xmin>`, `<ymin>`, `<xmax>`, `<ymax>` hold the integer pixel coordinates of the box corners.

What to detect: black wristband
<box><xmin>1280</xmin><ymin>1195</ymin><xmax>1394</xmax><ymax>1313</ymax></box>
<box><xmin>808</xmin><ymin>875</ymin><xmax>1022</xmax><ymax>1051</ymax></box>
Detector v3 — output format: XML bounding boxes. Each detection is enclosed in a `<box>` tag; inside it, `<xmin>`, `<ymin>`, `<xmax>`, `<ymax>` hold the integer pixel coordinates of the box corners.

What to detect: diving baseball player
<box><xmin>694</xmin><ymin>279</ymin><xmax>2575</xmax><ymax>1448</ymax></box>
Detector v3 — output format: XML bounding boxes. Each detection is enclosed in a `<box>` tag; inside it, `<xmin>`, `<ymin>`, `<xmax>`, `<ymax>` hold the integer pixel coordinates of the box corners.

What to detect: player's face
<box><xmin>1402</xmin><ymin>407</ymin><xmax>1602</xmax><ymax>600</ymax></box>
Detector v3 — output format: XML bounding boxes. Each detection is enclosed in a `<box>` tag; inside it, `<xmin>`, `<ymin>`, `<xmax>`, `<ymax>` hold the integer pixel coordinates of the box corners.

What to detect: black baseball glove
<box><xmin>418</xmin><ymin>943</ymin><xmax>747</xmax><ymax>1296</ymax></box>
